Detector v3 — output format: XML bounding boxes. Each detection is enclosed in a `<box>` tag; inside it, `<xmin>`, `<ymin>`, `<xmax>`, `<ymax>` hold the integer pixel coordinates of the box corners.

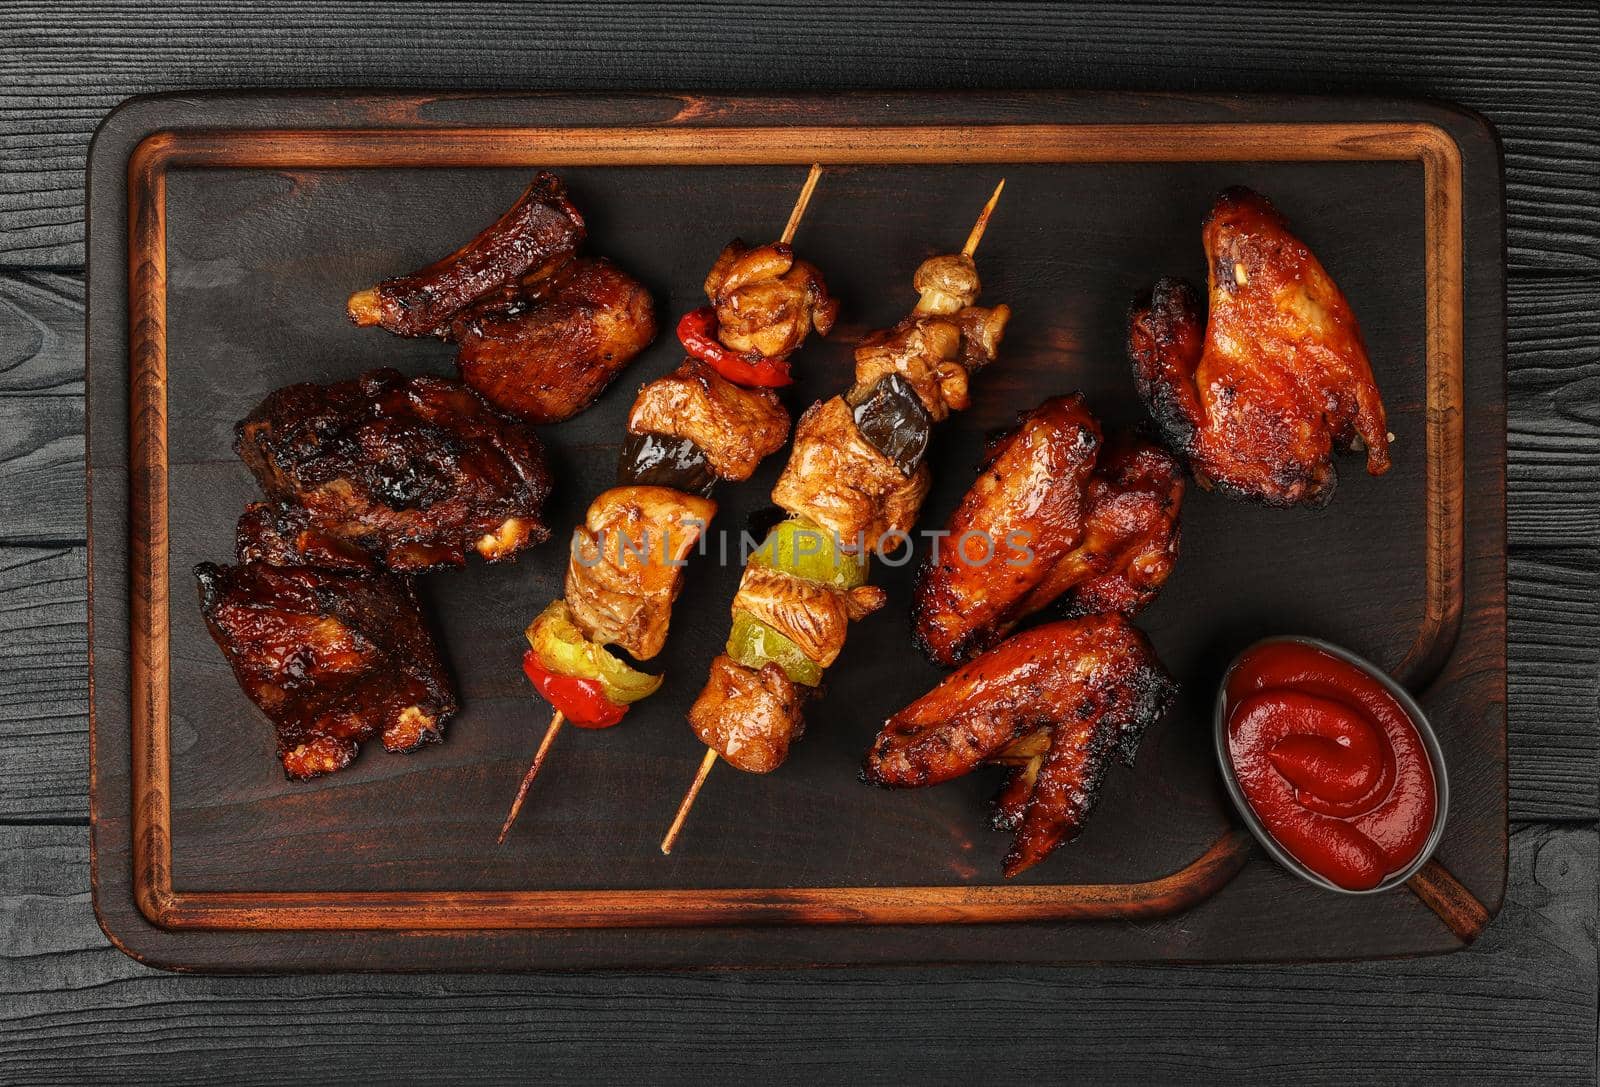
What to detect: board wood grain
<box><xmin>85</xmin><ymin>93</ymin><xmax>1505</xmax><ymax>969</ymax></box>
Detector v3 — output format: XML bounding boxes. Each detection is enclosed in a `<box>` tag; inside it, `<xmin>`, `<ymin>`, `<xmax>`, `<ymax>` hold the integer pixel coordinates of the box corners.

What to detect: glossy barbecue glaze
<box><xmin>235</xmin><ymin>368</ymin><xmax>553</xmax><ymax>572</ymax></box>
<box><xmin>864</xmin><ymin>615</ymin><xmax>1177</xmax><ymax>876</ymax></box>
<box><xmin>1129</xmin><ymin>187</ymin><xmax>1390</xmax><ymax>507</ymax></box>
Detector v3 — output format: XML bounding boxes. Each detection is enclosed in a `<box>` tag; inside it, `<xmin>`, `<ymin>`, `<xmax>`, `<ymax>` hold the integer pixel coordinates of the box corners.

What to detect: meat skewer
<box><xmin>497</xmin><ymin>165</ymin><xmax>835</xmax><ymax>842</ymax></box>
<box><xmin>661</xmin><ymin>180</ymin><xmax>1010</xmax><ymax>854</ymax></box>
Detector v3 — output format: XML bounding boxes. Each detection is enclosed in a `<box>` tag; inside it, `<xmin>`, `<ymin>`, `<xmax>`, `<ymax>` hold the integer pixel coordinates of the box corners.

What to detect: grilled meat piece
<box><xmin>234</xmin><ymin>501</ymin><xmax>377</xmax><ymax>573</ymax></box>
<box><xmin>770</xmin><ymin>396</ymin><xmax>932</xmax><ymax>554</ymax></box>
<box><xmin>730</xmin><ymin>564</ymin><xmax>887</xmax><ymax>670</ymax></box>
<box><xmin>863</xmin><ymin>615</ymin><xmax>1176</xmax><ymax>876</ymax></box>
<box><xmin>913</xmin><ymin>395</ymin><xmax>1102</xmax><ymax>667</ymax></box>
<box><xmin>627</xmin><ymin>357</ymin><xmax>791</xmax><ymax>482</ymax></box>
<box><xmin>195</xmin><ymin>552</ymin><xmax>456</xmax><ymax>780</ymax></box>
<box><xmin>564</xmin><ymin>485</ymin><xmax>718</xmax><ymax>660</ymax></box>
<box><xmin>688</xmin><ymin>654</ymin><xmax>806</xmax><ymax>773</ymax></box>
<box><xmin>1029</xmin><ymin>432</ymin><xmax>1184</xmax><ymax>620</ymax></box>
<box><xmin>235</xmin><ymin>369</ymin><xmax>553</xmax><ymax>572</ymax></box>
<box><xmin>1129</xmin><ymin>187</ymin><xmax>1391</xmax><ymax>507</ymax></box>
<box><xmin>703</xmin><ymin>240</ymin><xmax>839</xmax><ymax>358</ymax></box>
<box><xmin>452</xmin><ymin>256</ymin><xmax>657</xmax><ymax>423</ymax></box>
<box><xmin>346</xmin><ymin>171</ymin><xmax>585</xmax><ymax>338</ymax></box>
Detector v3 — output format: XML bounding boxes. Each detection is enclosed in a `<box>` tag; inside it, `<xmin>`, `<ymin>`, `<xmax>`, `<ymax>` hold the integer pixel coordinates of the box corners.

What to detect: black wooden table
<box><xmin>1</xmin><ymin>3</ymin><xmax>1594</xmax><ymax>1082</ymax></box>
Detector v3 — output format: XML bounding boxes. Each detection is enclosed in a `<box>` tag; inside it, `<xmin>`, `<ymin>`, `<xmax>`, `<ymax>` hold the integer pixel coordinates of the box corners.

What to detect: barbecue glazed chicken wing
<box><xmin>703</xmin><ymin>240</ymin><xmax>839</xmax><ymax>359</ymax></box>
<box><xmin>236</xmin><ymin>369</ymin><xmax>553</xmax><ymax>572</ymax></box>
<box><xmin>914</xmin><ymin>395</ymin><xmax>1102</xmax><ymax>667</ymax></box>
<box><xmin>1027</xmin><ymin>431</ymin><xmax>1184</xmax><ymax>621</ymax></box>
<box><xmin>348</xmin><ymin>171</ymin><xmax>657</xmax><ymax>423</ymax></box>
<box><xmin>347</xmin><ymin>171</ymin><xmax>585</xmax><ymax>338</ymax></box>
<box><xmin>914</xmin><ymin>396</ymin><xmax>1185</xmax><ymax>668</ymax></box>
<box><xmin>453</xmin><ymin>257</ymin><xmax>657</xmax><ymax>423</ymax></box>
<box><xmin>197</xmin><ymin>510</ymin><xmax>457</xmax><ymax>780</ymax></box>
<box><xmin>863</xmin><ymin>615</ymin><xmax>1177</xmax><ymax>876</ymax></box>
<box><xmin>1129</xmin><ymin>187</ymin><xmax>1390</xmax><ymax>507</ymax></box>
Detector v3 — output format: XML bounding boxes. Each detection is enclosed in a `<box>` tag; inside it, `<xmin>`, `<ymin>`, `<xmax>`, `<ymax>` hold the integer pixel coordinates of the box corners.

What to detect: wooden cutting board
<box><xmin>86</xmin><ymin>92</ymin><xmax>1505</xmax><ymax>970</ymax></box>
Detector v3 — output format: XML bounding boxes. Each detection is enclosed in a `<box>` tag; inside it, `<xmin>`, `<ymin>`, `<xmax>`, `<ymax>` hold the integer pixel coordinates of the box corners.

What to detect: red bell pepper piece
<box><xmin>522</xmin><ymin>650</ymin><xmax>627</xmax><ymax>728</ymax></box>
<box><xmin>676</xmin><ymin>307</ymin><xmax>793</xmax><ymax>388</ymax></box>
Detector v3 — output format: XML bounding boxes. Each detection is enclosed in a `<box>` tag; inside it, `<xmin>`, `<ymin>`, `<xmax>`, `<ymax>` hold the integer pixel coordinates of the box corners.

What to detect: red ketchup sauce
<box><xmin>1224</xmin><ymin>642</ymin><xmax>1437</xmax><ymax>891</ymax></box>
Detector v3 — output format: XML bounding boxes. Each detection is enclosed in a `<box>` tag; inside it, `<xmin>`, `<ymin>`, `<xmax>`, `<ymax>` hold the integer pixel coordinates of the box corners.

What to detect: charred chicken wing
<box><xmin>196</xmin><ymin>528</ymin><xmax>457</xmax><ymax>780</ymax></box>
<box><xmin>913</xmin><ymin>395</ymin><xmax>1103</xmax><ymax>667</ymax></box>
<box><xmin>1037</xmin><ymin>432</ymin><xmax>1184</xmax><ymax>620</ymax></box>
<box><xmin>235</xmin><ymin>369</ymin><xmax>553</xmax><ymax>572</ymax></box>
<box><xmin>1129</xmin><ymin>187</ymin><xmax>1391</xmax><ymax>507</ymax></box>
<box><xmin>347</xmin><ymin>171</ymin><xmax>585</xmax><ymax>338</ymax></box>
<box><xmin>452</xmin><ymin>256</ymin><xmax>658</xmax><ymax>423</ymax></box>
<box><xmin>863</xmin><ymin>615</ymin><xmax>1177</xmax><ymax>876</ymax></box>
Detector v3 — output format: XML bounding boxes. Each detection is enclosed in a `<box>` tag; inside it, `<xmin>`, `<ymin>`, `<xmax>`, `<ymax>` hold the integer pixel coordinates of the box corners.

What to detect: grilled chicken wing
<box><xmin>347</xmin><ymin>171</ymin><xmax>585</xmax><ymax>338</ymax></box>
<box><xmin>770</xmin><ymin>396</ymin><xmax>932</xmax><ymax>554</ymax></box>
<box><xmin>235</xmin><ymin>369</ymin><xmax>553</xmax><ymax>572</ymax></box>
<box><xmin>452</xmin><ymin>257</ymin><xmax>657</xmax><ymax>423</ymax></box>
<box><xmin>703</xmin><ymin>240</ymin><xmax>839</xmax><ymax>358</ymax></box>
<box><xmin>913</xmin><ymin>395</ymin><xmax>1102</xmax><ymax>667</ymax></box>
<box><xmin>195</xmin><ymin>528</ymin><xmax>457</xmax><ymax>780</ymax></box>
<box><xmin>1129</xmin><ymin>187</ymin><xmax>1391</xmax><ymax>507</ymax></box>
<box><xmin>863</xmin><ymin>615</ymin><xmax>1176</xmax><ymax>876</ymax></box>
<box><xmin>564</xmin><ymin>485</ymin><xmax>718</xmax><ymax>660</ymax></box>
<box><xmin>688</xmin><ymin>654</ymin><xmax>806</xmax><ymax>774</ymax></box>
<box><xmin>627</xmin><ymin>357</ymin><xmax>791</xmax><ymax>482</ymax></box>
<box><xmin>1015</xmin><ymin>431</ymin><xmax>1184</xmax><ymax>621</ymax></box>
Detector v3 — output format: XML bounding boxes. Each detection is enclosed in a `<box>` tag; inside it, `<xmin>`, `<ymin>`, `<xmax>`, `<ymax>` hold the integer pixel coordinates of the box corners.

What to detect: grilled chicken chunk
<box><xmin>1129</xmin><ymin>187</ymin><xmax>1391</xmax><ymax>507</ymax></box>
<box><xmin>688</xmin><ymin>654</ymin><xmax>806</xmax><ymax>773</ymax></box>
<box><xmin>452</xmin><ymin>256</ymin><xmax>657</xmax><ymax>423</ymax></box>
<box><xmin>627</xmin><ymin>357</ymin><xmax>791</xmax><ymax>482</ymax></box>
<box><xmin>195</xmin><ymin>534</ymin><xmax>457</xmax><ymax>780</ymax></box>
<box><xmin>913</xmin><ymin>395</ymin><xmax>1103</xmax><ymax>667</ymax></box>
<box><xmin>770</xmin><ymin>396</ymin><xmax>932</xmax><ymax>554</ymax></box>
<box><xmin>703</xmin><ymin>240</ymin><xmax>839</xmax><ymax>358</ymax></box>
<box><xmin>235</xmin><ymin>369</ymin><xmax>553</xmax><ymax>572</ymax></box>
<box><xmin>730</xmin><ymin>564</ymin><xmax>887</xmax><ymax>670</ymax></box>
<box><xmin>347</xmin><ymin>171</ymin><xmax>585</xmax><ymax>338</ymax></box>
<box><xmin>863</xmin><ymin>615</ymin><xmax>1176</xmax><ymax>876</ymax></box>
<box><xmin>564</xmin><ymin>485</ymin><xmax>718</xmax><ymax>660</ymax></box>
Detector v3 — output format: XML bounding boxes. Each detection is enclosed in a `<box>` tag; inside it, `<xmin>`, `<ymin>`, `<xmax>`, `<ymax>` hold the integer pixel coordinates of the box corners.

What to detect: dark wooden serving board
<box><xmin>86</xmin><ymin>92</ymin><xmax>1505</xmax><ymax>971</ymax></box>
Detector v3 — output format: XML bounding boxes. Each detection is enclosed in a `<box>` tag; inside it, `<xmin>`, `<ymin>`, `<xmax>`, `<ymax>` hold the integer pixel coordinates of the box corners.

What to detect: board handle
<box><xmin>1405</xmin><ymin>859</ymin><xmax>1491</xmax><ymax>942</ymax></box>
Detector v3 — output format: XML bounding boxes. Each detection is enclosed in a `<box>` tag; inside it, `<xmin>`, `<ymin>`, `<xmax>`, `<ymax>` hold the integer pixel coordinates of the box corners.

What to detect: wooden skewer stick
<box><xmin>660</xmin><ymin>746</ymin><xmax>719</xmax><ymax>855</ymax></box>
<box><xmin>779</xmin><ymin>164</ymin><xmax>824</xmax><ymax>245</ymax></box>
<box><xmin>496</xmin><ymin>711</ymin><xmax>566</xmax><ymax>844</ymax></box>
<box><xmin>659</xmin><ymin>180</ymin><xmax>1006</xmax><ymax>857</ymax></box>
<box><xmin>962</xmin><ymin>178</ymin><xmax>1006</xmax><ymax>259</ymax></box>
<box><xmin>503</xmin><ymin>167</ymin><xmax>829</xmax><ymax>848</ymax></box>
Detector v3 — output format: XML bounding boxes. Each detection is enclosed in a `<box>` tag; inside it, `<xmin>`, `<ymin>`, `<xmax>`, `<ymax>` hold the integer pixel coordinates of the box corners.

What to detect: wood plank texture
<box><xmin>2</xmin><ymin>821</ymin><xmax>1592</xmax><ymax>1084</ymax></box>
<box><xmin>0</xmin><ymin>2</ymin><xmax>1592</xmax><ymax>1076</ymax></box>
<box><xmin>0</xmin><ymin>2</ymin><xmax>1595</xmax><ymax>271</ymax></box>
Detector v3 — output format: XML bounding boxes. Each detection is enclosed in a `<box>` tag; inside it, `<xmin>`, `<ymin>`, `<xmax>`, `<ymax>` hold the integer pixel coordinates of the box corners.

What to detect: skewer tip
<box><xmin>779</xmin><ymin>164</ymin><xmax>825</xmax><ymax>245</ymax></box>
<box><xmin>495</xmin><ymin>711</ymin><xmax>567</xmax><ymax>845</ymax></box>
<box><xmin>961</xmin><ymin>178</ymin><xmax>1006</xmax><ymax>259</ymax></box>
<box><xmin>660</xmin><ymin>746</ymin><xmax>720</xmax><ymax>854</ymax></box>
